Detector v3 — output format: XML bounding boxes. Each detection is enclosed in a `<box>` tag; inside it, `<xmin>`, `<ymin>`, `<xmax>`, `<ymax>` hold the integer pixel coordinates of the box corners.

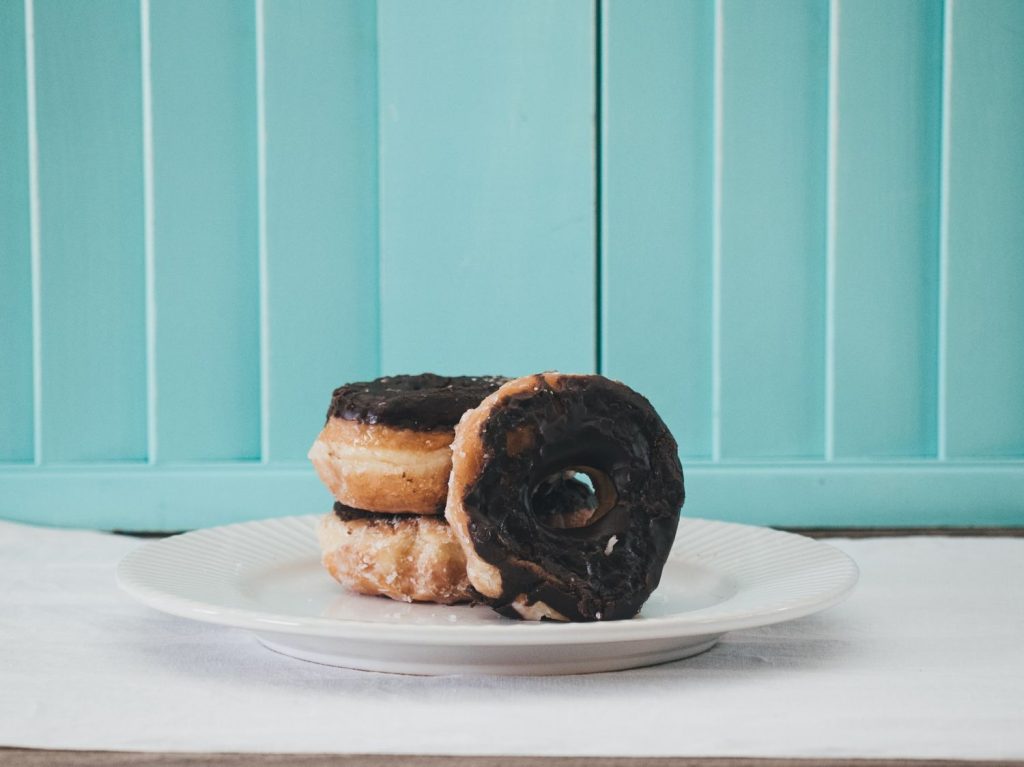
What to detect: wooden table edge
<box><xmin>2</xmin><ymin>751</ymin><xmax>1022</xmax><ymax>767</ymax></box>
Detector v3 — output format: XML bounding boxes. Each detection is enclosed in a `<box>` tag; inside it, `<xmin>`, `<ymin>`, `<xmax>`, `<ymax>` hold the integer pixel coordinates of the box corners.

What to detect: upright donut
<box><xmin>308</xmin><ymin>373</ymin><xmax>506</xmax><ymax>514</ymax></box>
<box><xmin>445</xmin><ymin>373</ymin><xmax>684</xmax><ymax>621</ymax></box>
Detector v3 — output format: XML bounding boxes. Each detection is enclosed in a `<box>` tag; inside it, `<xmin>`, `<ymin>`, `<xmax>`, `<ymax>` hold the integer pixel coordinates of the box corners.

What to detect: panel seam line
<box><xmin>936</xmin><ymin>0</ymin><xmax>953</xmax><ymax>462</ymax></box>
<box><xmin>24</xmin><ymin>0</ymin><xmax>42</xmax><ymax>466</ymax></box>
<box><xmin>710</xmin><ymin>0</ymin><xmax>724</xmax><ymax>463</ymax></box>
<box><xmin>594</xmin><ymin>0</ymin><xmax>603</xmax><ymax>375</ymax></box>
<box><xmin>374</xmin><ymin>2</ymin><xmax>384</xmax><ymax>377</ymax></box>
<box><xmin>824</xmin><ymin>0</ymin><xmax>840</xmax><ymax>462</ymax></box>
<box><xmin>255</xmin><ymin>0</ymin><xmax>271</xmax><ymax>463</ymax></box>
<box><xmin>141</xmin><ymin>0</ymin><xmax>158</xmax><ymax>464</ymax></box>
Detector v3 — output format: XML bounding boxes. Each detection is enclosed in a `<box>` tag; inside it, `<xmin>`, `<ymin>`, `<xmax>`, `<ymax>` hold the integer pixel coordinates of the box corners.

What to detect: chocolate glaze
<box><xmin>333</xmin><ymin>501</ymin><xmax>443</xmax><ymax>524</ymax></box>
<box><xmin>461</xmin><ymin>374</ymin><xmax>684</xmax><ymax>622</ymax></box>
<box><xmin>327</xmin><ymin>373</ymin><xmax>507</xmax><ymax>432</ymax></box>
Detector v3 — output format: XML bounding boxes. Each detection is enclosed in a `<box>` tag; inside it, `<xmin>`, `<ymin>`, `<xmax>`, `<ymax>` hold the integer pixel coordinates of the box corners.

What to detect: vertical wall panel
<box><xmin>0</xmin><ymin>1</ymin><xmax>34</xmax><ymax>462</ymax></box>
<box><xmin>831</xmin><ymin>0</ymin><xmax>942</xmax><ymax>458</ymax></box>
<box><xmin>2</xmin><ymin>1</ymin><xmax>1023</xmax><ymax>532</ymax></box>
<box><xmin>377</xmin><ymin>0</ymin><xmax>595</xmax><ymax>376</ymax></box>
<box><xmin>601</xmin><ymin>0</ymin><xmax>714</xmax><ymax>460</ymax></box>
<box><xmin>150</xmin><ymin>0</ymin><xmax>260</xmax><ymax>461</ymax></box>
<box><xmin>944</xmin><ymin>0</ymin><xmax>1024</xmax><ymax>457</ymax></box>
<box><xmin>718</xmin><ymin>0</ymin><xmax>829</xmax><ymax>458</ymax></box>
<box><xmin>35</xmin><ymin>0</ymin><xmax>147</xmax><ymax>462</ymax></box>
<box><xmin>262</xmin><ymin>0</ymin><xmax>379</xmax><ymax>461</ymax></box>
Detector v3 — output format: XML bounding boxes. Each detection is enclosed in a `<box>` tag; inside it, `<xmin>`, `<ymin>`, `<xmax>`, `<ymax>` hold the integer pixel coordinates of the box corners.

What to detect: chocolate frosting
<box><xmin>460</xmin><ymin>374</ymin><xmax>684</xmax><ymax>622</ymax></box>
<box><xmin>333</xmin><ymin>501</ymin><xmax>435</xmax><ymax>524</ymax></box>
<box><xmin>326</xmin><ymin>373</ymin><xmax>507</xmax><ymax>432</ymax></box>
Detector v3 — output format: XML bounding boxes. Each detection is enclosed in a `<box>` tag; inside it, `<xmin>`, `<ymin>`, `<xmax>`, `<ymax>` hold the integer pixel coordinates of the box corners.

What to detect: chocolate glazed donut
<box><xmin>446</xmin><ymin>373</ymin><xmax>685</xmax><ymax>622</ymax></box>
<box><xmin>309</xmin><ymin>373</ymin><xmax>507</xmax><ymax>514</ymax></box>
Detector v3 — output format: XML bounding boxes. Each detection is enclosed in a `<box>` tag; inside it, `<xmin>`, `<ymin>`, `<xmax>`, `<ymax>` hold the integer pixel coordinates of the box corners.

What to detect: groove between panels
<box><xmin>141</xmin><ymin>0</ymin><xmax>158</xmax><ymax>464</ymax></box>
<box><xmin>824</xmin><ymin>0</ymin><xmax>840</xmax><ymax>461</ymax></box>
<box><xmin>373</xmin><ymin>1</ymin><xmax>385</xmax><ymax>378</ymax></box>
<box><xmin>937</xmin><ymin>0</ymin><xmax>954</xmax><ymax>461</ymax></box>
<box><xmin>23</xmin><ymin>0</ymin><xmax>42</xmax><ymax>466</ymax></box>
<box><xmin>710</xmin><ymin>0</ymin><xmax>724</xmax><ymax>463</ymax></box>
<box><xmin>594</xmin><ymin>0</ymin><xmax>604</xmax><ymax>376</ymax></box>
<box><xmin>255</xmin><ymin>0</ymin><xmax>271</xmax><ymax>463</ymax></box>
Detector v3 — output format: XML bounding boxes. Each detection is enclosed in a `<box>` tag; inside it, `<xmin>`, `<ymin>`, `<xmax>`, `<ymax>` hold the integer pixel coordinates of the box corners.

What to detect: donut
<box><xmin>317</xmin><ymin>503</ymin><xmax>473</xmax><ymax>605</ymax></box>
<box><xmin>445</xmin><ymin>373</ymin><xmax>685</xmax><ymax>622</ymax></box>
<box><xmin>308</xmin><ymin>374</ymin><xmax>506</xmax><ymax>514</ymax></box>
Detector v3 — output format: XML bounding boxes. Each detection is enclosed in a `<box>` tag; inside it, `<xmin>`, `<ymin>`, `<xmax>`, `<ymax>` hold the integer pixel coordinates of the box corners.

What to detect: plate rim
<box><xmin>116</xmin><ymin>515</ymin><xmax>859</xmax><ymax>646</ymax></box>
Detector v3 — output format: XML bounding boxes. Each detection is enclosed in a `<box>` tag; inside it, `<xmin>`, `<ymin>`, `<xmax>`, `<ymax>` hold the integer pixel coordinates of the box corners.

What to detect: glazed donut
<box><xmin>445</xmin><ymin>373</ymin><xmax>685</xmax><ymax>622</ymax></box>
<box><xmin>308</xmin><ymin>374</ymin><xmax>506</xmax><ymax>514</ymax></box>
<box><xmin>317</xmin><ymin>503</ymin><xmax>472</xmax><ymax>605</ymax></box>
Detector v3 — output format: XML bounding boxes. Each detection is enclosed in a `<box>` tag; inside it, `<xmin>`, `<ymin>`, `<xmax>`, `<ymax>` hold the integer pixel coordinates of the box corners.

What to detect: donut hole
<box><xmin>531</xmin><ymin>467</ymin><xmax>617</xmax><ymax>530</ymax></box>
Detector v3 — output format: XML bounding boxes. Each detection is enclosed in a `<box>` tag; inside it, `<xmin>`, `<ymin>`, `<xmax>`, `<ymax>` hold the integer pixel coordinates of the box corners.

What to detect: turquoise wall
<box><xmin>1</xmin><ymin>0</ymin><xmax>1022</xmax><ymax>530</ymax></box>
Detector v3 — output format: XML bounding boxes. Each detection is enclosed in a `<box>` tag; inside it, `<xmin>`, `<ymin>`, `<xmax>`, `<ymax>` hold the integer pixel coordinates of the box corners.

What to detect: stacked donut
<box><xmin>308</xmin><ymin>372</ymin><xmax>685</xmax><ymax>621</ymax></box>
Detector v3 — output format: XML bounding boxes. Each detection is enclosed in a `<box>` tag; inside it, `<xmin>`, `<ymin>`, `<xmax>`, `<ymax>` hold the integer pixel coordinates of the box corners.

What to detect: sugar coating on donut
<box><xmin>309</xmin><ymin>417</ymin><xmax>453</xmax><ymax>514</ymax></box>
<box><xmin>317</xmin><ymin>509</ymin><xmax>472</xmax><ymax>605</ymax></box>
<box><xmin>445</xmin><ymin>372</ymin><xmax>684</xmax><ymax>622</ymax></box>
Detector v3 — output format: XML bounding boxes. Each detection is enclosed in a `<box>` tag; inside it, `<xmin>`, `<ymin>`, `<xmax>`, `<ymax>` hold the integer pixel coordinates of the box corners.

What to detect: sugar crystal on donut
<box><xmin>317</xmin><ymin>504</ymin><xmax>474</xmax><ymax>605</ymax></box>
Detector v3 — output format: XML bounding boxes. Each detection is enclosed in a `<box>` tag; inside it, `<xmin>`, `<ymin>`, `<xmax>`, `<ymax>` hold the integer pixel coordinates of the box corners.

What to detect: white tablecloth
<box><xmin>0</xmin><ymin>519</ymin><xmax>1022</xmax><ymax>759</ymax></box>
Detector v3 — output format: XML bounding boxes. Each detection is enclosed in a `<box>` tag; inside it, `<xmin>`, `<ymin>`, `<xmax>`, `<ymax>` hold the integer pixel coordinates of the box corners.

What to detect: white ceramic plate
<box><xmin>117</xmin><ymin>515</ymin><xmax>858</xmax><ymax>676</ymax></box>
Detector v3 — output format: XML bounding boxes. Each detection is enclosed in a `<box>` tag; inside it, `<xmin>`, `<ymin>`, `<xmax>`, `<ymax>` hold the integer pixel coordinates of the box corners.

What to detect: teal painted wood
<box><xmin>0</xmin><ymin>1</ymin><xmax>33</xmax><ymax>462</ymax></box>
<box><xmin>943</xmin><ymin>0</ymin><xmax>1024</xmax><ymax>458</ymax></box>
<box><xmin>718</xmin><ymin>0</ymin><xmax>829</xmax><ymax>459</ymax></box>
<box><xmin>262</xmin><ymin>0</ymin><xmax>379</xmax><ymax>461</ymax></box>
<box><xmin>1</xmin><ymin>462</ymin><xmax>1022</xmax><ymax>531</ymax></box>
<box><xmin>34</xmin><ymin>0</ymin><xmax>148</xmax><ymax>462</ymax></box>
<box><xmin>2</xmin><ymin>2</ymin><xmax>1024</xmax><ymax>532</ymax></box>
<box><xmin>601</xmin><ymin>0</ymin><xmax>714</xmax><ymax>460</ymax></box>
<box><xmin>376</xmin><ymin>0</ymin><xmax>596</xmax><ymax>377</ymax></box>
<box><xmin>680</xmin><ymin>462</ymin><xmax>1024</xmax><ymax>527</ymax></box>
<box><xmin>831</xmin><ymin>0</ymin><xmax>942</xmax><ymax>458</ymax></box>
<box><xmin>149</xmin><ymin>0</ymin><xmax>260</xmax><ymax>461</ymax></box>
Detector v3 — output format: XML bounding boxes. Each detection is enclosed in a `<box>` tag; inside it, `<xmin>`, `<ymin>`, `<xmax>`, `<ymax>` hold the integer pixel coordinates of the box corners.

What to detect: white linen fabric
<box><xmin>0</xmin><ymin>519</ymin><xmax>1021</xmax><ymax>759</ymax></box>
